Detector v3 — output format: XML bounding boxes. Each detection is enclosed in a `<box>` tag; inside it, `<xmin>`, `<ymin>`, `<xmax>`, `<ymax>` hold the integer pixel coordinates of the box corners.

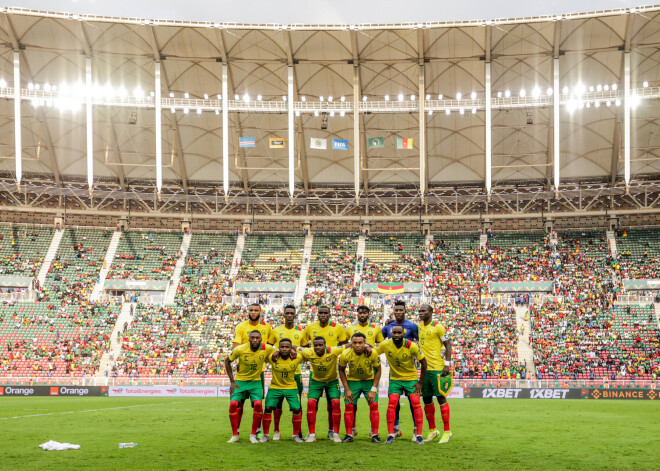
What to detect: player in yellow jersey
<box><xmin>232</xmin><ymin>303</ymin><xmax>272</xmax><ymax>438</ymax></box>
<box><xmin>267</xmin><ymin>305</ymin><xmax>308</xmax><ymax>440</ymax></box>
<box><xmin>376</xmin><ymin>325</ymin><xmax>427</xmax><ymax>444</ymax></box>
<box><xmin>302</xmin><ymin>305</ymin><xmax>348</xmax><ymax>439</ymax></box>
<box><xmin>338</xmin><ymin>332</ymin><xmax>382</xmax><ymax>443</ymax></box>
<box><xmin>224</xmin><ymin>330</ymin><xmax>274</xmax><ymax>443</ymax></box>
<box><xmin>418</xmin><ymin>304</ymin><xmax>453</xmax><ymax>444</ymax></box>
<box><xmin>261</xmin><ymin>338</ymin><xmax>304</xmax><ymax>443</ymax></box>
<box><xmin>345</xmin><ymin>305</ymin><xmax>384</xmax><ymax>437</ymax></box>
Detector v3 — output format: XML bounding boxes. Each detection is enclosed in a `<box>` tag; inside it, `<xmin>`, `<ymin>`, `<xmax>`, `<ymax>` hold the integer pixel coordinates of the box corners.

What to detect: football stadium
<box><xmin>0</xmin><ymin>1</ymin><xmax>659</xmax><ymax>469</ymax></box>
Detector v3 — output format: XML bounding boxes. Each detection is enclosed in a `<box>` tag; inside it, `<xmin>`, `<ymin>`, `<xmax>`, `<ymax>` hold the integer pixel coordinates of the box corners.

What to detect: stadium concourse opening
<box><xmin>0</xmin><ymin>4</ymin><xmax>659</xmax><ymax>468</ymax></box>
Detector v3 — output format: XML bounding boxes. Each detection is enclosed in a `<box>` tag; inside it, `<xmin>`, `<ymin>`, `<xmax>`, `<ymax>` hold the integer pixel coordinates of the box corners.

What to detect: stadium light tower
<box><xmin>222</xmin><ymin>63</ymin><xmax>229</xmax><ymax>196</ymax></box>
<box><xmin>485</xmin><ymin>62</ymin><xmax>492</xmax><ymax>196</ymax></box>
<box><xmin>624</xmin><ymin>52</ymin><xmax>631</xmax><ymax>193</ymax></box>
<box><xmin>288</xmin><ymin>66</ymin><xmax>295</xmax><ymax>197</ymax></box>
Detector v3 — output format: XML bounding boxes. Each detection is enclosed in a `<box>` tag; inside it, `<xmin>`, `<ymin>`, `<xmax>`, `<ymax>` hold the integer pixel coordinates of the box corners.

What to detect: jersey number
<box><xmin>420</xmin><ymin>339</ymin><xmax>425</xmax><ymax>345</ymax></box>
<box><xmin>357</xmin><ymin>367</ymin><xmax>365</xmax><ymax>375</ymax></box>
<box><xmin>317</xmin><ymin>365</ymin><xmax>327</xmax><ymax>372</ymax></box>
<box><xmin>282</xmin><ymin>371</ymin><xmax>288</xmax><ymax>378</ymax></box>
<box><xmin>249</xmin><ymin>364</ymin><xmax>257</xmax><ymax>371</ymax></box>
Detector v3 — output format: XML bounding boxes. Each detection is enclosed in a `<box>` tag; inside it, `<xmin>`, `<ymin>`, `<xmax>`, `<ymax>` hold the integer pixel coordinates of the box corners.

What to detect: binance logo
<box><xmin>591</xmin><ymin>390</ymin><xmax>601</xmax><ymax>400</ymax></box>
<box><xmin>648</xmin><ymin>390</ymin><xmax>657</xmax><ymax>400</ymax></box>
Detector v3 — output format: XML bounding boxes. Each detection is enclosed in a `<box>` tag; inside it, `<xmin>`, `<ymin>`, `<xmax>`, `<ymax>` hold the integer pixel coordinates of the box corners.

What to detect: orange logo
<box><xmin>591</xmin><ymin>390</ymin><xmax>601</xmax><ymax>399</ymax></box>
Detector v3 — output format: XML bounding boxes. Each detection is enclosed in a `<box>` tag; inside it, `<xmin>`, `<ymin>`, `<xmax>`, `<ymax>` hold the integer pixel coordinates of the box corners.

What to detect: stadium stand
<box><xmin>237</xmin><ymin>234</ymin><xmax>304</xmax><ymax>282</ymax></box>
<box><xmin>108</xmin><ymin>231</ymin><xmax>182</xmax><ymax>280</ymax></box>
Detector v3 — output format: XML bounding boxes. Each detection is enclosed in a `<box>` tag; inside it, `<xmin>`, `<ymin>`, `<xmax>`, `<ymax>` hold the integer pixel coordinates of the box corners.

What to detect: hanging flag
<box><xmin>269</xmin><ymin>138</ymin><xmax>286</xmax><ymax>148</ymax></box>
<box><xmin>377</xmin><ymin>282</ymin><xmax>405</xmax><ymax>294</ymax></box>
<box><xmin>332</xmin><ymin>139</ymin><xmax>349</xmax><ymax>150</ymax></box>
<box><xmin>310</xmin><ymin>137</ymin><xmax>327</xmax><ymax>150</ymax></box>
<box><xmin>396</xmin><ymin>138</ymin><xmax>413</xmax><ymax>149</ymax></box>
<box><xmin>368</xmin><ymin>137</ymin><xmax>385</xmax><ymax>149</ymax></box>
<box><xmin>239</xmin><ymin>137</ymin><xmax>256</xmax><ymax>148</ymax></box>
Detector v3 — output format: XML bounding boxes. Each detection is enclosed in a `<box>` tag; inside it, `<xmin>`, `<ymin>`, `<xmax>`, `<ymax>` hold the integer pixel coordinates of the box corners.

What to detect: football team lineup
<box><xmin>224</xmin><ymin>301</ymin><xmax>454</xmax><ymax>444</ymax></box>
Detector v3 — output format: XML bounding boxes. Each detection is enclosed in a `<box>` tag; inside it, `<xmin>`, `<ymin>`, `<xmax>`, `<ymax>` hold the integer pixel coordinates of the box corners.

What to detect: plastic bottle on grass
<box><xmin>118</xmin><ymin>443</ymin><xmax>138</xmax><ymax>448</ymax></box>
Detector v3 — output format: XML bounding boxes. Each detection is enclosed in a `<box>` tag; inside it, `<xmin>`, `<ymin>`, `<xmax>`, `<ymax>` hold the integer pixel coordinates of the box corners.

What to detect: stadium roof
<box><xmin>1</xmin><ymin>5</ymin><xmax>660</xmax><ymax>196</ymax></box>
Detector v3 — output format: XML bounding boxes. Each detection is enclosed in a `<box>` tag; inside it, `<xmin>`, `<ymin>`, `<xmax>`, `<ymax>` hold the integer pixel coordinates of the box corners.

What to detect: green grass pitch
<box><xmin>1</xmin><ymin>397</ymin><xmax>658</xmax><ymax>470</ymax></box>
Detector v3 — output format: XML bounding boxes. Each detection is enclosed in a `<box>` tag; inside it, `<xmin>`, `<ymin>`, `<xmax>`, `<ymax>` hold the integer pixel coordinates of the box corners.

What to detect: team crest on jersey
<box><xmin>325</xmin><ymin>357</ymin><xmax>332</xmax><ymax>362</ymax></box>
<box><xmin>290</xmin><ymin>365</ymin><xmax>296</xmax><ymax>371</ymax></box>
<box><xmin>259</xmin><ymin>355</ymin><xmax>264</xmax><ymax>360</ymax></box>
<box><xmin>294</xmin><ymin>334</ymin><xmax>299</xmax><ymax>339</ymax></box>
<box><xmin>329</xmin><ymin>332</ymin><xmax>334</xmax><ymax>337</ymax></box>
<box><xmin>401</xmin><ymin>353</ymin><xmax>409</xmax><ymax>360</ymax></box>
<box><xmin>368</xmin><ymin>331</ymin><xmax>373</xmax><ymax>336</ymax></box>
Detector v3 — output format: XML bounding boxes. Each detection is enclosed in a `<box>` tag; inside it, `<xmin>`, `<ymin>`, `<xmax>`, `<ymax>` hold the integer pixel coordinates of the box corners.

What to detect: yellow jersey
<box><xmin>232</xmin><ymin>319</ymin><xmax>272</xmax><ymax>345</ymax></box>
<box><xmin>268</xmin><ymin>324</ymin><xmax>308</xmax><ymax>374</ymax></box>
<box><xmin>303</xmin><ymin>321</ymin><xmax>347</xmax><ymax>347</ymax></box>
<box><xmin>346</xmin><ymin>323</ymin><xmax>385</xmax><ymax>345</ymax></box>
<box><xmin>376</xmin><ymin>339</ymin><xmax>425</xmax><ymax>381</ymax></box>
<box><xmin>228</xmin><ymin>343</ymin><xmax>274</xmax><ymax>381</ymax></box>
<box><xmin>267</xmin><ymin>354</ymin><xmax>303</xmax><ymax>389</ymax></box>
<box><xmin>417</xmin><ymin>320</ymin><xmax>447</xmax><ymax>371</ymax></box>
<box><xmin>300</xmin><ymin>346</ymin><xmax>344</xmax><ymax>382</ymax></box>
<box><xmin>338</xmin><ymin>348</ymin><xmax>381</xmax><ymax>381</ymax></box>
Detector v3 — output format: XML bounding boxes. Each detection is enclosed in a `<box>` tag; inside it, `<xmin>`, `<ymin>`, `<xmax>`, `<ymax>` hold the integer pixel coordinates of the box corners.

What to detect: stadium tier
<box><xmin>0</xmin><ymin>226</ymin><xmax>53</xmax><ymax>277</ymax></box>
<box><xmin>108</xmin><ymin>231</ymin><xmax>182</xmax><ymax>280</ymax></box>
<box><xmin>237</xmin><ymin>234</ymin><xmax>304</xmax><ymax>282</ymax></box>
<box><xmin>0</xmin><ymin>225</ymin><xmax>658</xmax><ymax>385</ymax></box>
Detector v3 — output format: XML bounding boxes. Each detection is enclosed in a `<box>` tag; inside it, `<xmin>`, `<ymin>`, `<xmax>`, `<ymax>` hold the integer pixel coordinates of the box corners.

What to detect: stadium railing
<box><xmin>616</xmin><ymin>294</ymin><xmax>654</xmax><ymax>304</ymax></box>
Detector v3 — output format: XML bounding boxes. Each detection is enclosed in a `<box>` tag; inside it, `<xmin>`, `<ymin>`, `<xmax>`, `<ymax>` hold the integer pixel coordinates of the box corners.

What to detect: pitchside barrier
<box><xmin>1</xmin><ymin>385</ymin><xmax>658</xmax><ymax>399</ymax></box>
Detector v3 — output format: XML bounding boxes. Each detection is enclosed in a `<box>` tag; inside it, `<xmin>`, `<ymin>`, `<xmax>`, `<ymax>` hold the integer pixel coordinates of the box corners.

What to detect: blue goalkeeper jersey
<box><xmin>382</xmin><ymin>320</ymin><xmax>419</xmax><ymax>342</ymax></box>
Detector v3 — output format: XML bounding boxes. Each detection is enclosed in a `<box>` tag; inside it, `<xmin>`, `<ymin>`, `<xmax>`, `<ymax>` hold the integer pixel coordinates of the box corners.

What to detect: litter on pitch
<box><xmin>39</xmin><ymin>440</ymin><xmax>81</xmax><ymax>451</ymax></box>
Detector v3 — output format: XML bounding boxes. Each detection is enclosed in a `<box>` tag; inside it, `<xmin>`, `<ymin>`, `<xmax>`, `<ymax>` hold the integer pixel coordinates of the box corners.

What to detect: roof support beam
<box><xmin>222</xmin><ymin>63</ymin><xmax>229</xmax><ymax>195</ymax></box>
<box><xmin>86</xmin><ymin>57</ymin><xmax>93</xmax><ymax>192</ymax></box>
<box><xmin>4</xmin><ymin>14</ymin><xmax>61</xmax><ymax>187</ymax></box>
<box><xmin>155</xmin><ymin>61</ymin><xmax>162</xmax><ymax>196</ymax></box>
<box><xmin>485</xmin><ymin>61</ymin><xmax>492</xmax><ymax>195</ymax></box>
<box><xmin>287</xmin><ymin>65</ymin><xmax>295</xmax><ymax>197</ymax></box>
<box><xmin>418</xmin><ymin>63</ymin><xmax>426</xmax><ymax>199</ymax></box>
<box><xmin>353</xmin><ymin>66</ymin><xmax>360</xmax><ymax>199</ymax></box>
<box><xmin>13</xmin><ymin>51</ymin><xmax>21</xmax><ymax>188</ymax></box>
<box><xmin>350</xmin><ymin>27</ymin><xmax>368</xmax><ymax>197</ymax></box>
<box><xmin>148</xmin><ymin>26</ymin><xmax>188</xmax><ymax>192</ymax></box>
<box><xmin>624</xmin><ymin>51</ymin><xmax>631</xmax><ymax>191</ymax></box>
<box><xmin>283</xmin><ymin>29</ymin><xmax>310</xmax><ymax>195</ymax></box>
<box><xmin>553</xmin><ymin>57</ymin><xmax>560</xmax><ymax>197</ymax></box>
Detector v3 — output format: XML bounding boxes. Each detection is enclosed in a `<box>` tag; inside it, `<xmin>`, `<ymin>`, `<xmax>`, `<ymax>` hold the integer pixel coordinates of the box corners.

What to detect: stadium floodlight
<box><xmin>257</xmin><ymin>94</ymin><xmax>262</xmax><ymax>101</ymax></box>
<box><xmin>567</xmin><ymin>99</ymin><xmax>577</xmax><ymax>112</ymax></box>
<box><xmin>44</xmin><ymin>83</ymin><xmax>51</xmax><ymax>92</ymax></box>
<box><xmin>411</xmin><ymin>94</ymin><xmax>415</xmax><ymax>101</ymax></box>
<box><xmin>596</xmin><ymin>84</ymin><xmax>602</xmax><ymax>92</ymax></box>
<box><xmin>586</xmin><ymin>102</ymin><xmax>591</xmax><ymax>108</ymax></box>
<box><xmin>643</xmin><ymin>81</ymin><xmax>649</xmax><ymax>88</ymax></box>
<box><xmin>595</xmin><ymin>100</ymin><xmax>600</xmax><ymax>107</ymax></box>
<box><xmin>185</xmin><ymin>92</ymin><xmax>190</xmax><ymax>99</ymax></box>
<box><xmin>589</xmin><ymin>85</ymin><xmax>594</xmax><ymax>92</ymax></box>
<box><xmin>341</xmin><ymin>96</ymin><xmax>345</xmax><ymax>102</ymax></box>
<box><xmin>204</xmin><ymin>93</ymin><xmax>209</xmax><ymax>99</ymax></box>
<box><xmin>282</xmin><ymin>95</ymin><xmax>287</xmax><ymax>101</ymax></box>
<box><xmin>606</xmin><ymin>100</ymin><xmax>611</xmax><ymax>107</ymax></box>
<box><xmin>547</xmin><ymin>87</ymin><xmax>553</xmax><ymax>96</ymax></box>
<box><xmin>470</xmin><ymin>91</ymin><xmax>476</xmax><ymax>99</ymax></box>
<box><xmin>243</xmin><ymin>93</ymin><xmax>250</xmax><ymax>102</ymax></box>
<box><xmin>215</xmin><ymin>109</ymin><xmax>219</xmax><ymax>115</ymax></box>
<box><xmin>171</xmin><ymin>107</ymin><xmax>175</xmax><ymax>113</ymax></box>
<box><xmin>562</xmin><ymin>86</ymin><xmax>569</xmax><ymax>94</ymax></box>
<box><xmin>532</xmin><ymin>87</ymin><xmax>540</xmax><ymax>97</ymax></box>
<box><xmin>615</xmin><ymin>99</ymin><xmax>621</xmax><ymax>106</ymax></box>
<box><xmin>438</xmin><ymin>94</ymin><xmax>443</xmax><ymax>100</ymax></box>
<box><xmin>134</xmin><ymin>88</ymin><xmax>144</xmax><ymax>98</ymax></box>
<box><xmin>362</xmin><ymin>95</ymin><xmax>367</xmax><ymax>101</ymax></box>
<box><xmin>314</xmin><ymin>111</ymin><xmax>319</xmax><ymax>116</ymax></box>
<box><xmin>217</xmin><ymin>94</ymin><xmax>221</xmax><ymax>99</ymax></box>
<box><xmin>456</xmin><ymin>92</ymin><xmax>462</xmax><ymax>100</ymax></box>
<box><xmin>301</xmin><ymin>96</ymin><xmax>306</xmax><ymax>101</ymax></box>
<box><xmin>604</xmin><ymin>85</ymin><xmax>609</xmax><ymax>91</ymax></box>
<box><xmin>296</xmin><ymin>110</ymin><xmax>301</xmax><ymax>116</ymax></box>
<box><xmin>340</xmin><ymin>111</ymin><xmax>345</xmax><ymax>117</ymax></box>
<box><xmin>497</xmin><ymin>91</ymin><xmax>502</xmax><ymax>98</ymax></box>
<box><xmin>520</xmin><ymin>88</ymin><xmax>526</xmax><ymax>97</ymax></box>
<box><xmin>35</xmin><ymin>83</ymin><xmax>40</xmax><ymax>90</ymax></box>
<box><xmin>184</xmin><ymin>107</ymin><xmax>189</xmax><ymax>114</ymax></box>
<box><xmin>0</xmin><ymin>79</ymin><xmax>6</xmax><ymax>87</ymax></box>
<box><xmin>459</xmin><ymin>108</ymin><xmax>465</xmax><ymax>115</ymax></box>
<box><xmin>28</xmin><ymin>82</ymin><xmax>34</xmax><ymax>90</ymax></box>
<box><xmin>234</xmin><ymin>94</ymin><xmax>239</xmax><ymax>100</ymax></box>
<box><xmin>197</xmin><ymin>108</ymin><xmax>202</xmax><ymax>114</ymax></box>
<box><xmin>575</xmin><ymin>83</ymin><xmax>586</xmax><ymax>96</ymax></box>
<box><xmin>320</xmin><ymin>96</ymin><xmax>324</xmax><ymax>102</ymax></box>
<box><xmin>630</xmin><ymin>94</ymin><xmax>641</xmax><ymax>108</ymax></box>
<box><xmin>384</xmin><ymin>95</ymin><xmax>389</xmax><ymax>101</ymax></box>
<box><xmin>328</xmin><ymin>96</ymin><xmax>333</xmax><ymax>102</ymax></box>
<box><xmin>428</xmin><ymin>110</ymin><xmax>433</xmax><ymax>115</ymax></box>
<box><xmin>31</xmin><ymin>98</ymin><xmax>38</xmax><ymax>108</ymax></box>
<box><xmin>426</xmin><ymin>94</ymin><xmax>430</xmax><ymax>100</ymax></box>
<box><xmin>329</xmin><ymin>111</ymin><xmax>335</xmax><ymax>117</ymax></box>
<box><xmin>612</xmin><ymin>83</ymin><xmax>618</xmax><ymax>90</ymax></box>
<box><xmin>445</xmin><ymin>108</ymin><xmax>450</xmax><ymax>115</ymax></box>
<box><xmin>398</xmin><ymin>94</ymin><xmax>404</xmax><ymax>101</ymax></box>
<box><xmin>169</xmin><ymin>92</ymin><xmax>174</xmax><ymax>98</ymax></box>
<box><xmin>504</xmin><ymin>90</ymin><xmax>510</xmax><ymax>98</ymax></box>
<box><xmin>472</xmin><ymin>107</ymin><xmax>476</xmax><ymax>114</ymax></box>
<box><xmin>118</xmin><ymin>87</ymin><xmax>127</xmax><ymax>97</ymax></box>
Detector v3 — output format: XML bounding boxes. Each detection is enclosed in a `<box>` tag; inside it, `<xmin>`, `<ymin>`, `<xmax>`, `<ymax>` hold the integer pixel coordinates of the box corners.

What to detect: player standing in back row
<box><xmin>418</xmin><ymin>304</ymin><xmax>453</xmax><ymax>443</ymax></box>
<box><xmin>268</xmin><ymin>305</ymin><xmax>307</xmax><ymax>440</ymax></box>
<box><xmin>303</xmin><ymin>305</ymin><xmax>348</xmax><ymax>438</ymax></box>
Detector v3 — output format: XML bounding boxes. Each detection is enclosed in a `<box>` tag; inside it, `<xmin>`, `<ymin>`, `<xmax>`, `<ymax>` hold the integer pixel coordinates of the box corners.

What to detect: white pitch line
<box><xmin>0</xmin><ymin>401</ymin><xmax>190</xmax><ymax>420</ymax></box>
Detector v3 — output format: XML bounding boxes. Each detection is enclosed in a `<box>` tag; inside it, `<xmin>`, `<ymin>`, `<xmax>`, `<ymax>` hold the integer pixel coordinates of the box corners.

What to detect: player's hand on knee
<box><xmin>414</xmin><ymin>382</ymin><xmax>422</xmax><ymax>396</ymax></box>
<box><xmin>230</xmin><ymin>381</ymin><xmax>238</xmax><ymax>393</ymax></box>
<box><xmin>345</xmin><ymin>391</ymin><xmax>354</xmax><ymax>403</ymax></box>
<box><xmin>367</xmin><ymin>391</ymin><xmax>376</xmax><ymax>403</ymax></box>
